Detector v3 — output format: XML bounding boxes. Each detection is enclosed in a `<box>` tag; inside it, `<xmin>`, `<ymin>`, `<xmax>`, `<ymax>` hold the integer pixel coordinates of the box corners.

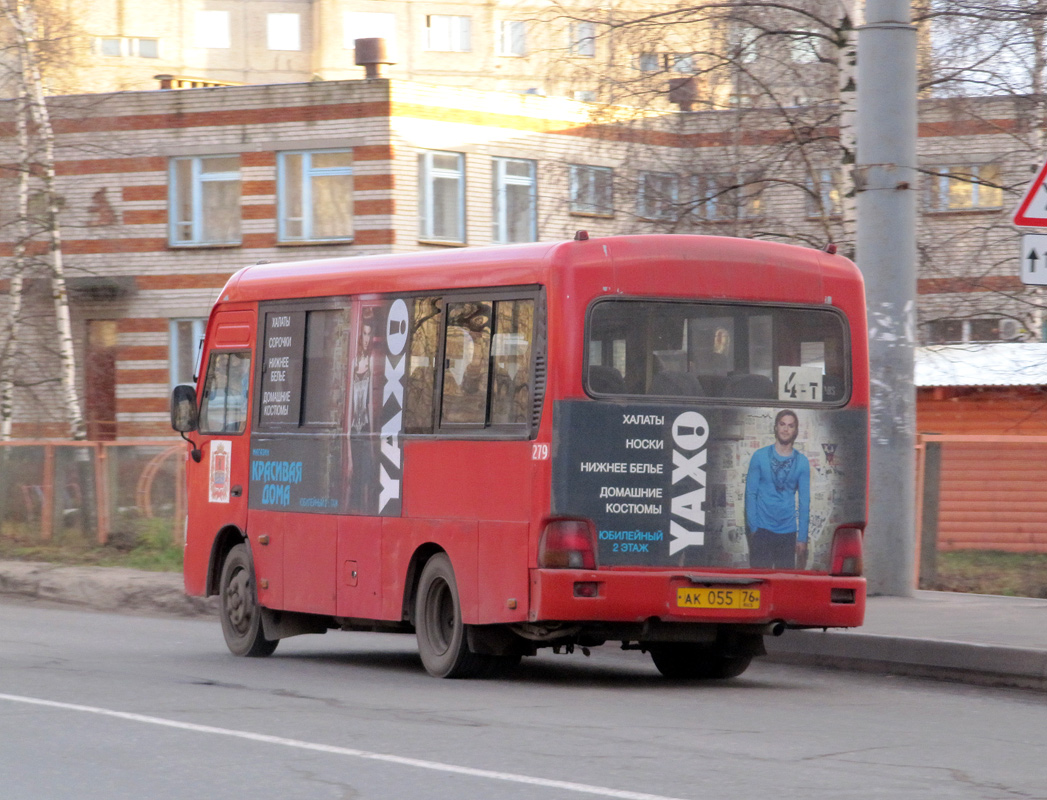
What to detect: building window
<box><xmin>427</xmin><ymin>15</ymin><xmax>471</xmax><ymax>52</ymax></box>
<box><xmin>195</xmin><ymin>10</ymin><xmax>231</xmax><ymax>49</ymax></box>
<box><xmin>927</xmin><ymin>164</ymin><xmax>1003</xmax><ymax>212</ymax></box>
<box><xmin>95</xmin><ymin>37</ymin><xmax>160</xmax><ymax>58</ymax></box>
<box><xmin>637</xmin><ymin>171</ymin><xmax>679</xmax><ymax>221</ymax></box>
<box><xmin>789</xmin><ymin>30</ymin><xmax>821</xmax><ymax>63</ymax></box>
<box><xmin>672</xmin><ymin>54</ymin><xmax>696</xmax><ymax>73</ymax></box>
<box><xmin>134</xmin><ymin>38</ymin><xmax>160</xmax><ymax>58</ymax></box>
<box><xmin>637</xmin><ymin>52</ymin><xmax>661</xmax><ymax>72</ymax></box>
<box><xmin>419</xmin><ymin>151</ymin><xmax>465</xmax><ymax>243</ymax></box>
<box><xmin>806</xmin><ymin>168</ymin><xmax>843</xmax><ymax>217</ymax></box>
<box><xmin>570</xmin><ymin>165</ymin><xmax>613</xmax><ymax>216</ymax></box>
<box><xmin>927</xmin><ymin>318</ymin><xmax>1004</xmax><ymax>344</ymax></box>
<box><xmin>267</xmin><ymin>13</ymin><xmax>301</xmax><ymax>51</ymax></box>
<box><xmin>492</xmin><ymin>157</ymin><xmax>536</xmax><ymax>243</ymax></box>
<box><xmin>170</xmin><ymin>319</ymin><xmax>207</xmax><ymax>388</ymax></box>
<box><xmin>98</xmin><ymin>37</ymin><xmax>122</xmax><ymax>56</ymax></box>
<box><xmin>169</xmin><ymin>155</ymin><xmax>241</xmax><ymax>246</ymax></box>
<box><xmin>730</xmin><ymin>26</ymin><xmax>760</xmax><ymax>64</ymax></box>
<box><xmin>694</xmin><ymin>173</ymin><xmax>763</xmax><ymax>220</ymax></box>
<box><xmin>499</xmin><ymin>20</ymin><xmax>527</xmax><ymax>56</ymax></box>
<box><xmin>278</xmin><ymin>150</ymin><xmax>353</xmax><ymax>242</ymax></box>
<box><xmin>569</xmin><ymin>21</ymin><xmax>596</xmax><ymax>57</ymax></box>
<box><xmin>344</xmin><ymin>11</ymin><xmax>397</xmax><ymax>54</ymax></box>
<box><xmin>572</xmin><ymin>89</ymin><xmax>597</xmax><ymax>102</ymax></box>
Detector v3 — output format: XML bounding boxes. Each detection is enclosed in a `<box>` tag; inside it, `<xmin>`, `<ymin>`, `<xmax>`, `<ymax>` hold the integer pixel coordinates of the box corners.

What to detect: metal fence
<box><xmin>0</xmin><ymin>440</ymin><xmax>185</xmax><ymax>547</ymax></box>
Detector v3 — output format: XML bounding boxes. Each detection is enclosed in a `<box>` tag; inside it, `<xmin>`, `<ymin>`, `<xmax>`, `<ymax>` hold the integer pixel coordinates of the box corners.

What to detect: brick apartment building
<box><xmin>0</xmin><ymin>75</ymin><xmax>1038</xmax><ymax>440</ymax></box>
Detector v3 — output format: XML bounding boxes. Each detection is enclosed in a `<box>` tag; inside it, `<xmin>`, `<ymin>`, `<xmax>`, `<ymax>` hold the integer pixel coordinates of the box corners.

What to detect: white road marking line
<box><xmin>0</xmin><ymin>692</ymin><xmax>688</xmax><ymax>800</ymax></box>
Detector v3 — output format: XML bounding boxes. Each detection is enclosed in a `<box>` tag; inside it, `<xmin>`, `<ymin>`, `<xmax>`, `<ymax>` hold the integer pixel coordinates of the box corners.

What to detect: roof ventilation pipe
<box><xmin>355</xmin><ymin>38</ymin><xmax>395</xmax><ymax>80</ymax></box>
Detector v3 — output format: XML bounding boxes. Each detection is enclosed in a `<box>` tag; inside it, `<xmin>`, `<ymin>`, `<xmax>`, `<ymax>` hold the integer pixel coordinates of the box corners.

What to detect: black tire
<box><xmin>415</xmin><ymin>554</ymin><xmax>491</xmax><ymax>678</ymax></box>
<box><xmin>219</xmin><ymin>543</ymin><xmax>278</xmax><ymax>658</ymax></box>
<box><xmin>649</xmin><ymin>643</ymin><xmax>752</xmax><ymax>680</ymax></box>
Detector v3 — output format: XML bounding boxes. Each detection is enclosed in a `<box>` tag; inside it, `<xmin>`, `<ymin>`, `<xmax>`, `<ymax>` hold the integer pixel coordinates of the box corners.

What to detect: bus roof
<box><xmin>217</xmin><ymin>235</ymin><xmax>861</xmax><ymax>306</ymax></box>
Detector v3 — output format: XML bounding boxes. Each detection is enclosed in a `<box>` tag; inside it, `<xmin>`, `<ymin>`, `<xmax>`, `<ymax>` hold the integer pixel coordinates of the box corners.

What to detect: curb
<box><xmin>2</xmin><ymin>560</ymin><xmax>1044</xmax><ymax>691</ymax></box>
<box><xmin>0</xmin><ymin>561</ymin><xmax>218</xmax><ymax>618</ymax></box>
<box><xmin>765</xmin><ymin>629</ymin><xmax>1047</xmax><ymax>691</ymax></box>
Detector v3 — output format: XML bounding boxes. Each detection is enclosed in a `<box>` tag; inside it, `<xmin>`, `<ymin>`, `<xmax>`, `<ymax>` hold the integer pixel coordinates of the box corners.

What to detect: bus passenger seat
<box><xmin>588</xmin><ymin>365</ymin><xmax>626</xmax><ymax>395</ymax></box>
<box><xmin>723</xmin><ymin>373</ymin><xmax>776</xmax><ymax>399</ymax></box>
<box><xmin>649</xmin><ymin>371</ymin><xmax>705</xmax><ymax>397</ymax></box>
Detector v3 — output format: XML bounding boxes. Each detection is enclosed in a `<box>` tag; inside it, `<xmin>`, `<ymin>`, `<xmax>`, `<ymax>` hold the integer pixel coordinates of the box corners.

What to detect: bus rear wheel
<box><xmin>648</xmin><ymin>643</ymin><xmax>752</xmax><ymax>680</ymax></box>
<box><xmin>219</xmin><ymin>543</ymin><xmax>278</xmax><ymax>658</ymax></box>
<box><xmin>415</xmin><ymin>554</ymin><xmax>491</xmax><ymax>678</ymax></box>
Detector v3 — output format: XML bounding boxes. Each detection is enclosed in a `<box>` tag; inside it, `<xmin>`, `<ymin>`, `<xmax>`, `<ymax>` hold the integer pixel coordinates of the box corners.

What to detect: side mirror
<box><xmin>170</xmin><ymin>384</ymin><xmax>199</xmax><ymax>433</ymax></box>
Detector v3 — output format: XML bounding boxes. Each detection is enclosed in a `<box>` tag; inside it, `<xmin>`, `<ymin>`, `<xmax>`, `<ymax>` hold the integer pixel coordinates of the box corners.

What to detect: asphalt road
<box><xmin>1</xmin><ymin>599</ymin><xmax>1045</xmax><ymax>800</ymax></box>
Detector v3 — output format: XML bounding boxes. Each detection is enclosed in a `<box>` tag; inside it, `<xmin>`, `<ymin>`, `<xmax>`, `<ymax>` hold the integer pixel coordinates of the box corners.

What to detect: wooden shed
<box><xmin>916</xmin><ymin>344</ymin><xmax>1047</xmax><ymax>553</ymax></box>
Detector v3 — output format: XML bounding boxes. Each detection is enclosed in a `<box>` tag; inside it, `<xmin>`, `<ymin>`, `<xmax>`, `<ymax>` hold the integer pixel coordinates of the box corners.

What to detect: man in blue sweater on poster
<box><xmin>745</xmin><ymin>409</ymin><xmax>810</xmax><ymax>569</ymax></box>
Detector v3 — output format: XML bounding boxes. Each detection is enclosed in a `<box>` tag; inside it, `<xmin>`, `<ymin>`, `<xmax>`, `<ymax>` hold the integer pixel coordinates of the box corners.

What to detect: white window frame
<box><xmin>169</xmin><ymin>318</ymin><xmax>207</xmax><ymax>388</ymax></box>
<box><xmin>570</xmin><ymin>164</ymin><xmax>613</xmax><ymax>216</ymax></box>
<box><xmin>277</xmin><ymin>150</ymin><xmax>354</xmax><ymax>243</ymax></box>
<box><xmin>637</xmin><ymin>52</ymin><xmax>661</xmax><ymax>72</ymax></box>
<box><xmin>498</xmin><ymin>19</ymin><xmax>527</xmax><ymax>56</ymax></box>
<box><xmin>419</xmin><ymin>150</ymin><xmax>466</xmax><ymax>243</ymax></box>
<box><xmin>731</xmin><ymin>26</ymin><xmax>760</xmax><ymax>64</ymax></box>
<box><xmin>927</xmin><ymin>163</ymin><xmax>1003</xmax><ymax>212</ymax></box>
<box><xmin>267</xmin><ymin>13</ymin><xmax>301</xmax><ymax>51</ymax></box>
<box><xmin>806</xmin><ymin>168</ymin><xmax>842</xmax><ymax>217</ymax></box>
<box><xmin>694</xmin><ymin>173</ymin><xmax>762</xmax><ymax>220</ymax></box>
<box><xmin>133</xmin><ymin>38</ymin><xmax>160</xmax><ymax>58</ymax></box>
<box><xmin>195</xmin><ymin>10</ymin><xmax>231</xmax><ymax>49</ymax></box>
<box><xmin>672</xmin><ymin>54</ymin><xmax>696</xmax><ymax>73</ymax></box>
<box><xmin>637</xmin><ymin>171</ymin><xmax>678</xmax><ymax>221</ymax></box>
<box><xmin>492</xmin><ymin>157</ymin><xmax>537</xmax><ymax>243</ymax></box>
<box><xmin>169</xmin><ymin>155</ymin><xmax>241</xmax><ymax>246</ymax></box>
<box><xmin>789</xmin><ymin>30</ymin><xmax>820</xmax><ymax>64</ymax></box>
<box><xmin>97</xmin><ymin>37</ymin><xmax>123</xmax><ymax>56</ymax></box>
<box><xmin>569</xmin><ymin>21</ymin><xmax>596</xmax><ymax>57</ymax></box>
<box><xmin>426</xmin><ymin>15</ymin><xmax>471</xmax><ymax>52</ymax></box>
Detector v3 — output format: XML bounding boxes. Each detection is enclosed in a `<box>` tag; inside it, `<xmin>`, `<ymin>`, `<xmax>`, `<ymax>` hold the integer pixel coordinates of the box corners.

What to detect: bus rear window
<box><xmin>587</xmin><ymin>299</ymin><xmax>848</xmax><ymax>404</ymax></box>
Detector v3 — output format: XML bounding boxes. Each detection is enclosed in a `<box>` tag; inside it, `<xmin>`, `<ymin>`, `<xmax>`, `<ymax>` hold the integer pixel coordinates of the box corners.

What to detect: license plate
<box><xmin>676</xmin><ymin>587</ymin><xmax>761</xmax><ymax>610</ymax></box>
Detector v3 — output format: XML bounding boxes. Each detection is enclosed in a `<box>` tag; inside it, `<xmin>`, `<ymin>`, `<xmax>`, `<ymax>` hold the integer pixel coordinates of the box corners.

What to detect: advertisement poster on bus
<box><xmin>248</xmin><ymin>297</ymin><xmax>407</xmax><ymax>517</ymax></box>
<box><xmin>552</xmin><ymin>401</ymin><xmax>867</xmax><ymax>571</ymax></box>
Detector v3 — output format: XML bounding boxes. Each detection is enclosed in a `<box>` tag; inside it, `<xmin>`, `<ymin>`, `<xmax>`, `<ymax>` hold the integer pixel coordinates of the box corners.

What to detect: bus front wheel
<box><xmin>219</xmin><ymin>543</ymin><xmax>278</xmax><ymax>658</ymax></box>
<box><xmin>648</xmin><ymin>643</ymin><xmax>752</xmax><ymax>680</ymax></box>
<box><xmin>415</xmin><ymin>554</ymin><xmax>490</xmax><ymax>678</ymax></box>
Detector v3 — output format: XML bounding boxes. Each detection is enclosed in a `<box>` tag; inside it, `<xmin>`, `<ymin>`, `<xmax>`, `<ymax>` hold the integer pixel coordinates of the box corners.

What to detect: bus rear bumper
<box><xmin>529</xmin><ymin>568</ymin><xmax>866</xmax><ymax>630</ymax></box>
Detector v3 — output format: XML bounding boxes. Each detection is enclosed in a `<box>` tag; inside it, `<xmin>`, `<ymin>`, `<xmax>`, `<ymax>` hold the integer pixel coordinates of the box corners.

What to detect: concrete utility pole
<box><xmin>856</xmin><ymin>0</ymin><xmax>918</xmax><ymax>596</ymax></box>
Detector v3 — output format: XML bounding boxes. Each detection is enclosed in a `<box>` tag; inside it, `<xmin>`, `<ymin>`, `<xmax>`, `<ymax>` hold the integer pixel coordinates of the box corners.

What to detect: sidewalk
<box><xmin>1</xmin><ymin>560</ymin><xmax>1044</xmax><ymax>690</ymax></box>
<box><xmin>766</xmin><ymin>590</ymin><xmax>1047</xmax><ymax>690</ymax></box>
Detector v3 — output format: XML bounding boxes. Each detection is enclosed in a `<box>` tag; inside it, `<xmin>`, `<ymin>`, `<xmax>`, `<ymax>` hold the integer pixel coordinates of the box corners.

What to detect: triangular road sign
<box><xmin>1013</xmin><ymin>156</ymin><xmax>1047</xmax><ymax>227</ymax></box>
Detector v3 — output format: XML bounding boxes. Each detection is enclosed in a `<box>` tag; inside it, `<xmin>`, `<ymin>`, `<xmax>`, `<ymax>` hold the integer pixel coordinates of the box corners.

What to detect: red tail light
<box><xmin>538</xmin><ymin>520</ymin><xmax>597</xmax><ymax>569</ymax></box>
<box><xmin>830</xmin><ymin>526</ymin><xmax>864</xmax><ymax>576</ymax></box>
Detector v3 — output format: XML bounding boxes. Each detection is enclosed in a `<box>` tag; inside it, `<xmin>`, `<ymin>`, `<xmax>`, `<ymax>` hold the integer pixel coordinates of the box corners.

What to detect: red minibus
<box><xmin>171</xmin><ymin>234</ymin><xmax>868</xmax><ymax>679</ymax></box>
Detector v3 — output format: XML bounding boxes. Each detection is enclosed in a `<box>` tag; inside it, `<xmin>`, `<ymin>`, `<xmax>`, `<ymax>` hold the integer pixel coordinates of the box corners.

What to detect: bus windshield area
<box><xmin>587</xmin><ymin>299</ymin><xmax>848</xmax><ymax>405</ymax></box>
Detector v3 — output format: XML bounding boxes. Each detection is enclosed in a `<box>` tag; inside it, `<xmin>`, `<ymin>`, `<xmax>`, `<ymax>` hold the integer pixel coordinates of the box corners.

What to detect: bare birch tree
<box><xmin>540</xmin><ymin>1</ymin><xmax>867</xmax><ymax>255</ymax></box>
<box><xmin>0</xmin><ymin>0</ymin><xmax>85</xmax><ymax>439</ymax></box>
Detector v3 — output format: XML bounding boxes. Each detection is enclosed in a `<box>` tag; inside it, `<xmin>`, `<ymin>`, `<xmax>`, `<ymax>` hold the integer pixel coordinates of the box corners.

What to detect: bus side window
<box><xmin>302</xmin><ymin>308</ymin><xmax>351</xmax><ymax>426</ymax></box>
<box><xmin>404</xmin><ymin>297</ymin><xmax>441</xmax><ymax>433</ymax></box>
<box><xmin>199</xmin><ymin>351</ymin><xmax>250</xmax><ymax>434</ymax></box>
<box><xmin>490</xmin><ymin>299</ymin><xmax>534</xmax><ymax>425</ymax></box>
<box><xmin>441</xmin><ymin>302</ymin><xmax>492</xmax><ymax>426</ymax></box>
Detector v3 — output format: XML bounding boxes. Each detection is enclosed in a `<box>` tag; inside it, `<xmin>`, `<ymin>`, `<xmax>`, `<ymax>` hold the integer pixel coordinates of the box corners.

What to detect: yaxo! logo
<box><xmin>668</xmin><ymin>411</ymin><xmax>709</xmax><ymax>555</ymax></box>
<box><xmin>379</xmin><ymin>299</ymin><xmax>409</xmax><ymax>515</ymax></box>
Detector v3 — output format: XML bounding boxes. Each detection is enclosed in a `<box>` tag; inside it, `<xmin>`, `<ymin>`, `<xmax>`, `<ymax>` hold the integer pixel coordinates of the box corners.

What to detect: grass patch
<box><xmin>0</xmin><ymin>517</ymin><xmax>182</xmax><ymax>572</ymax></box>
<box><xmin>922</xmin><ymin>550</ymin><xmax>1047</xmax><ymax>598</ymax></box>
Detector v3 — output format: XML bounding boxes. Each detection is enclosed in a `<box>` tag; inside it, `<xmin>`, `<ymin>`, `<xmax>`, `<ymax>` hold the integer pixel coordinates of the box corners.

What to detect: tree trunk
<box><xmin>0</xmin><ymin>77</ymin><xmax>30</xmax><ymax>441</ymax></box>
<box><xmin>836</xmin><ymin>0</ymin><xmax>863</xmax><ymax>260</ymax></box>
<box><xmin>2</xmin><ymin>0</ymin><xmax>86</xmax><ymax>440</ymax></box>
